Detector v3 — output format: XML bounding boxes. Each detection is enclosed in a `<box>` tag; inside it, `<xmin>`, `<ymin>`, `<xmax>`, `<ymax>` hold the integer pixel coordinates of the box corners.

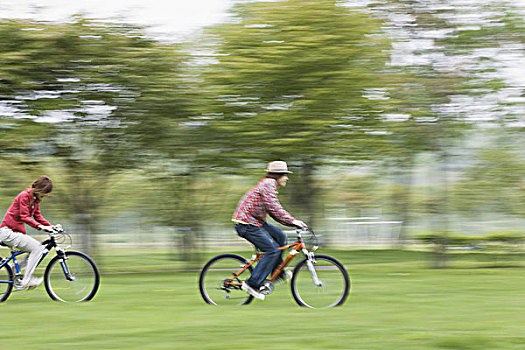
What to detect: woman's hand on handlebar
<box><xmin>38</xmin><ymin>225</ymin><xmax>54</xmax><ymax>233</ymax></box>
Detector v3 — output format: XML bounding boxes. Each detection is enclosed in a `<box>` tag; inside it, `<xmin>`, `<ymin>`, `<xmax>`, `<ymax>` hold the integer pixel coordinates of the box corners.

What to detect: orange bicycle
<box><xmin>199</xmin><ymin>228</ymin><xmax>350</xmax><ymax>308</ymax></box>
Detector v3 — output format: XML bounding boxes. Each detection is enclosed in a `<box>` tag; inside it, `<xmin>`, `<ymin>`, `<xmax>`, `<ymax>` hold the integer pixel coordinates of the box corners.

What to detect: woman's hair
<box><xmin>32</xmin><ymin>175</ymin><xmax>53</xmax><ymax>195</ymax></box>
<box><xmin>265</xmin><ymin>173</ymin><xmax>286</xmax><ymax>180</ymax></box>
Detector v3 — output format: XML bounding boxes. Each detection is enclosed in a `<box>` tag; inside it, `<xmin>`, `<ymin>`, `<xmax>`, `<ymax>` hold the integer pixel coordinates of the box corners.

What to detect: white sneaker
<box><xmin>27</xmin><ymin>277</ymin><xmax>43</xmax><ymax>289</ymax></box>
<box><xmin>241</xmin><ymin>281</ymin><xmax>265</xmax><ymax>300</ymax></box>
<box><xmin>14</xmin><ymin>278</ymin><xmax>26</xmax><ymax>291</ymax></box>
<box><xmin>15</xmin><ymin>276</ymin><xmax>43</xmax><ymax>291</ymax></box>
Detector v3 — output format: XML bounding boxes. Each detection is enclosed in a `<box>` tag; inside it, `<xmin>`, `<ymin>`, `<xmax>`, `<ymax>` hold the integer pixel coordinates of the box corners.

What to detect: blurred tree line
<box><xmin>0</xmin><ymin>0</ymin><xmax>523</xmax><ymax>266</ymax></box>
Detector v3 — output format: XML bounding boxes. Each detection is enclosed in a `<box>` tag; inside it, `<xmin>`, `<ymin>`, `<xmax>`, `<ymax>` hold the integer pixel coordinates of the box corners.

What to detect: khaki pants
<box><xmin>0</xmin><ymin>226</ymin><xmax>45</xmax><ymax>284</ymax></box>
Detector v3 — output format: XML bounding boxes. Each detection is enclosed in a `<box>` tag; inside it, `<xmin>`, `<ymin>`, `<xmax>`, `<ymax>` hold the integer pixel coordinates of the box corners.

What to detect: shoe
<box><xmin>14</xmin><ymin>276</ymin><xmax>43</xmax><ymax>291</ymax></box>
<box><xmin>27</xmin><ymin>276</ymin><xmax>43</xmax><ymax>290</ymax></box>
<box><xmin>274</xmin><ymin>270</ymin><xmax>293</xmax><ymax>284</ymax></box>
<box><xmin>241</xmin><ymin>281</ymin><xmax>265</xmax><ymax>301</ymax></box>
<box><xmin>14</xmin><ymin>278</ymin><xmax>26</xmax><ymax>291</ymax></box>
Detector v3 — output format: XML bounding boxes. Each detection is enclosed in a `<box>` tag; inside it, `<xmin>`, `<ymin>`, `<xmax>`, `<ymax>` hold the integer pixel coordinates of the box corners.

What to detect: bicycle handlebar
<box><xmin>295</xmin><ymin>227</ymin><xmax>319</xmax><ymax>250</ymax></box>
<box><xmin>43</xmin><ymin>227</ymin><xmax>72</xmax><ymax>250</ymax></box>
<box><xmin>295</xmin><ymin>227</ymin><xmax>314</xmax><ymax>235</ymax></box>
<box><xmin>45</xmin><ymin>226</ymin><xmax>65</xmax><ymax>235</ymax></box>
<box><xmin>52</xmin><ymin>227</ymin><xmax>64</xmax><ymax>234</ymax></box>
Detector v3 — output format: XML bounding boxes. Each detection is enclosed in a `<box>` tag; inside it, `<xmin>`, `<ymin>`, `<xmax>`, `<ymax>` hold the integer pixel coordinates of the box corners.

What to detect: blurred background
<box><xmin>1</xmin><ymin>0</ymin><xmax>524</xmax><ymax>269</ymax></box>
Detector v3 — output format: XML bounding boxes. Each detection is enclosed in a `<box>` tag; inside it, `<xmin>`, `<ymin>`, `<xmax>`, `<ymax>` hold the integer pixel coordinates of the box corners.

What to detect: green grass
<box><xmin>2</xmin><ymin>249</ymin><xmax>525</xmax><ymax>349</ymax></box>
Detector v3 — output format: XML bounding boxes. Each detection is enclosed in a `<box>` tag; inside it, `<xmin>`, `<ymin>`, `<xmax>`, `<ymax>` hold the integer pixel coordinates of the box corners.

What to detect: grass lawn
<box><xmin>2</xmin><ymin>248</ymin><xmax>525</xmax><ymax>349</ymax></box>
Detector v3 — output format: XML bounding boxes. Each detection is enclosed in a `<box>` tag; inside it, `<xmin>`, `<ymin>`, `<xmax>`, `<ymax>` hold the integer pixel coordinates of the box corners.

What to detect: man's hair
<box><xmin>32</xmin><ymin>175</ymin><xmax>53</xmax><ymax>195</ymax></box>
<box><xmin>265</xmin><ymin>173</ymin><xmax>286</xmax><ymax>180</ymax></box>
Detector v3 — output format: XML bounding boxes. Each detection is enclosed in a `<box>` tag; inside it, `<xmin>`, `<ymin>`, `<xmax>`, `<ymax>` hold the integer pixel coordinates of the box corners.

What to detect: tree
<box><xmin>0</xmin><ymin>17</ymin><xmax>192</xmax><ymax>252</ymax></box>
<box><xmin>194</xmin><ymin>0</ymin><xmax>391</xmax><ymax>225</ymax></box>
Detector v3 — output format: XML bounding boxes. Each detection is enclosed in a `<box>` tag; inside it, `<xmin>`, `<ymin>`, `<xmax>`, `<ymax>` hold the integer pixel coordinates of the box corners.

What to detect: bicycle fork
<box><xmin>305</xmin><ymin>252</ymin><xmax>323</xmax><ymax>287</ymax></box>
<box><xmin>57</xmin><ymin>250</ymin><xmax>75</xmax><ymax>281</ymax></box>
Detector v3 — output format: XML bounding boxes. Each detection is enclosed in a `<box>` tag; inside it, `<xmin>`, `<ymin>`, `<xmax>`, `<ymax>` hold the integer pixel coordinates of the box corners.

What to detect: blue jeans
<box><xmin>235</xmin><ymin>222</ymin><xmax>286</xmax><ymax>288</ymax></box>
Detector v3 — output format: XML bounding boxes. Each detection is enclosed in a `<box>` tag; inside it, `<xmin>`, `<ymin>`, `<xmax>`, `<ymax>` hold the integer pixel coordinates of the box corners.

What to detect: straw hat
<box><xmin>265</xmin><ymin>161</ymin><xmax>292</xmax><ymax>174</ymax></box>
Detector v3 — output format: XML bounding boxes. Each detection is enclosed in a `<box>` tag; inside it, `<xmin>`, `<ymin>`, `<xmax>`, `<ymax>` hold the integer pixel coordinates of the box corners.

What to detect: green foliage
<box><xmin>417</xmin><ymin>231</ymin><xmax>524</xmax><ymax>246</ymax></box>
<box><xmin>1</xmin><ymin>0</ymin><xmax>525</xmax><ymax>262</ymax></box>
<box><xmin>485</xmin><ymin>231</ymin><xmax>525</xmax><ymax>243</ymax></box>
<box><xmin>0</xmin><ymin>17</ymin><xmax>194</xmax><ymax>251</ymax></box>
<box><xmin>417</xmin><ymin>231</ymin><xmax>485</xmax><ymax>246</ymax></box>
<box><xmin>450</xmin><ymin>132</ymin><xmax>525</xmax><ymax>216</ymax></box>
<box><xmin>196</xmin><ymin>0</ymin><xmax>390</xmax><ymax>167</ymax></box>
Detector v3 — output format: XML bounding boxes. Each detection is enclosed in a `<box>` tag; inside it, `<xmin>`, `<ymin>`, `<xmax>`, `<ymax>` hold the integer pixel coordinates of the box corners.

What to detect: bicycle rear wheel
<box><xmin>0</xmin><ymin>262</ymin><xmax>14</xmax><ymax>302</ymax></box>
<box><xmin>44</xmin><ymin>251</ymin><xmax>100</xmax><ymax>302</ymax></box>
<box><xmin>291</xmin><ymin>254</ymin><xmax>350</xmax><ymax>308</ymax></box>
<box><xmin>199</xmin><ymin>253</ymin><xmax>254</xmax><ymax>306</ymax></box>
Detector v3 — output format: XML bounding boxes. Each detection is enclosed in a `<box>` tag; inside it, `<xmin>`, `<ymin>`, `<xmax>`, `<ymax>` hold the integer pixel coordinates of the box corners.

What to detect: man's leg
<box><xmin>236</xmin><ymin>224</ymin><xmax>281</xmax><ymax>288</ymax></box>
<box><xmin>262</xmin><ymin>222</ymin><xmax>287</xmax><ymax>275</ymax></box>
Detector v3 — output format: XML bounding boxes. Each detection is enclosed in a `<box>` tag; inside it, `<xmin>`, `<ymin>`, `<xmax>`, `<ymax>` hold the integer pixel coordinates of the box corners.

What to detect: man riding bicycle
<box><xmin>232</xmin><ymin>161</ymin><xmax>307</xmax><ymax>300</ymax></box>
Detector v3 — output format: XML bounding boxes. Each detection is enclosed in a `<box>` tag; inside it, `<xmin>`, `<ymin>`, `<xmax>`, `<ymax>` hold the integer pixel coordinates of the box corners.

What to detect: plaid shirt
<box><xmin>1</xmin><ymin>188</ymin><xmax>51</xmax><ymax>234</ymax></box>
<box><xmin>233</xmin><ymin>178</ymin><xmax>295</xmax><ymax>227</ymax></box>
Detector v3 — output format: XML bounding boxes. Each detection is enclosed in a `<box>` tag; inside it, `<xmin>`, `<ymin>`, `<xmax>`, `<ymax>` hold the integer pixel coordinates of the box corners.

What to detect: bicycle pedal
<box><xmin>260</xmin><ymin>280</ymin><xmax>274</xmax><ymax>295</ymax></box>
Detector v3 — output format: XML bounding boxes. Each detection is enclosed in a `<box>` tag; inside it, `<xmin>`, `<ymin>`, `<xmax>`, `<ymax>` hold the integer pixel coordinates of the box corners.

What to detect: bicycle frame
<box><xmin>199</xmin><ymin>227</ymin><xmax>349</xmax><ymax>307</ymax></box>
<box><xmin>0</xmin><ymin>250</ymin><xmax>25</xmax><ymax>284</ymax></box>
<box><xmin>226</xmin><ymin>229</ymin><xmax>315</xmax><ymax>288</ymax></box>
<box><xmin>0</xmin><ymin>233</ymin><xmax>72</xmax><ymax>285</ymax></box>
<box><xmin>1</xmin><ymin>228</ymin><xmax>100</xmax><ymax>303</ymax></box>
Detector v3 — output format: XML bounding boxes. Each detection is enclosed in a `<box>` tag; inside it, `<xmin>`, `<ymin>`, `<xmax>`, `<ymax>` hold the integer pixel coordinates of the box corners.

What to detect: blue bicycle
<box><xmin>0</xmin><ymin>228</ymin><xmax>100</xmax><ymax>302</ymax></box>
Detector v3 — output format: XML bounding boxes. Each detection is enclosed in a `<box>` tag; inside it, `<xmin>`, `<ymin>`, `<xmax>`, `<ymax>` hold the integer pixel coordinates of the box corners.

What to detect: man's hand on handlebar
<box><xmin>292</xmin><ymin>219</ymin><xmax>308</xmax><ymax>229</ymax></box>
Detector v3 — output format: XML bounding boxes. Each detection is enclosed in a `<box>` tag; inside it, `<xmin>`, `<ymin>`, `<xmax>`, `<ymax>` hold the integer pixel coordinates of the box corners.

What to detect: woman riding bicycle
<box><xmin>0</xmin><ymin>176</ymin><xmax>61</xmax><ymax>290</ymax></box>
<box><xmin>232</xmin><ymin>161</ymin><xmax>307</xmax><ymax>300</ymax></box>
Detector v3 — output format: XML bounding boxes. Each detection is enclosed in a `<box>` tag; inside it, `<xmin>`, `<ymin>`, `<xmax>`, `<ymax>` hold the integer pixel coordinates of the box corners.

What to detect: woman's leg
<box><xmin>1</xmin><ymin>229</ymin><xmax>44</xmax><ymax>286</ymax></box>
<box><xmin>18</xmin><ymin>236</ymin><xmax>44</xmax><ymax>285</ymax></box>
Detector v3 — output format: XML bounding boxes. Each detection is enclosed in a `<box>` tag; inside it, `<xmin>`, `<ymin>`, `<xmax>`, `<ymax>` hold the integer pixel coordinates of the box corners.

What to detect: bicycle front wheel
<box><xmin>291</xmin><ymin>254</ymin><xmax>350</xmax><ymax>308</ymax></box>
<box><xmin>0</xmin><ymin>262</ymin><xmax>14</xmax><ymax>302</ymax></box>
<box><xmin>44</xmin><ymin>251</ymin><xmax>100</xmax><ymax>302</ymax></box>
<box><xmin>199</xmin><ymin>254</ymin><xmax>254</xmax><ymax>306</ymax></box>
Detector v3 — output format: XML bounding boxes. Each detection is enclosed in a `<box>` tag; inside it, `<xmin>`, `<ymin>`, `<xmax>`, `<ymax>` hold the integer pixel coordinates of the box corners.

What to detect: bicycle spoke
<box><xmin>0</xmin><ymin>263</ymin><xmax>14</xmax><ymax>302</ymax></box>
<box><xmin>291</xmin><ymin>255</ymin><xmax>350</xmax><ymax>308</ymax></box>
<box><xmin>199</xmin><ymin>254</ymin><xmax>254</xmax><ymax>306</ymax></box>
<box><xmin>45</xmin><ymin>251</ymin><xmax>99</xmax><ymax>302</ymax></box>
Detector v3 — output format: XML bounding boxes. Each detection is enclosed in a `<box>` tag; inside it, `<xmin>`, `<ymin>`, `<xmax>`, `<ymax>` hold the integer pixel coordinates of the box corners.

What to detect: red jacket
<box><xmin>1</xmin><ymin>188</ymin><xmax>51</xmax><ymax>234</ymax></box>
<box><xmin>233</xmin><ymin>178</ymin><xmax>295</xmax><ymax>227</ymax></box>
